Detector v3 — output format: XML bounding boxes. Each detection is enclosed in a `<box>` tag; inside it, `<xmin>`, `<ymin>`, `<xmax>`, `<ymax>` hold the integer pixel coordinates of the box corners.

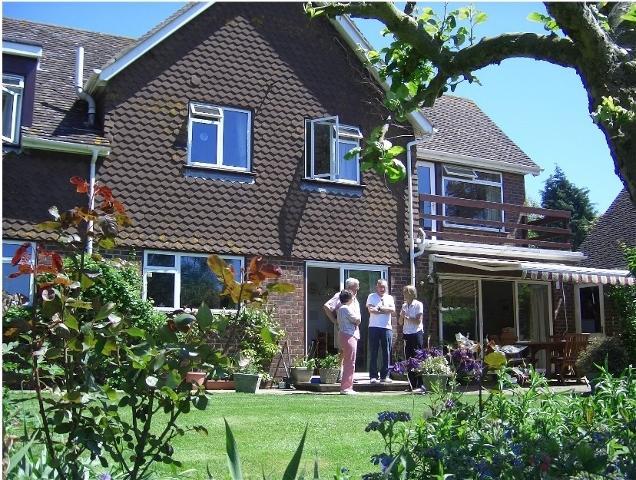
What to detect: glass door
<box><xmin>344</xmin><ymin>269</ymin><xmax>384</xmax><ymax>369</ymax></box>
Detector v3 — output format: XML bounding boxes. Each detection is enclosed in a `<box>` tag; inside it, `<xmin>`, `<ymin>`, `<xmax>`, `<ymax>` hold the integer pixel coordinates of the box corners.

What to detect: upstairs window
<box><xmin>188</xmin><ymin>103</ymin><xmax>251</xmax><ymax>171</ymax></box>
<box><xmin>143</xmin><ymin>251</ymin><xmax>243</xmax><ymax>310</ymax></box>
<box><xmin>2</xmin><ymin>74</ymin><xmax>24</xmax><ymax>145</ymax></box>
<box><xmin>442</xmin><ymin>165</ymin><xmax>503</xmax><ymax>229</ymax></box>
<box><xmin>305</xmin><ymin>116</ymin><xmax>362</xmax><ymax>184</ymax></box>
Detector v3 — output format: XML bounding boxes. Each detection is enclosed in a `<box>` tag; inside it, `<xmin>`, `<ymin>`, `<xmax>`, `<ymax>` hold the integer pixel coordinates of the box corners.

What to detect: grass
<box><xmin>7</xmin><ymin>391</ymin><xmax>471</xmax><ymax>479</ymax></box>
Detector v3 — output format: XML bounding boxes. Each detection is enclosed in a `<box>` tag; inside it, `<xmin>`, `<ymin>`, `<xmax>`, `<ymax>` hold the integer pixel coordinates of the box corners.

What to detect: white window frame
<box><xmin>574</xmin><ymin>283</ymin><xmax>605</xmax><ymax>336</ymax></box>
<box><xmin>305</xmin><ymin>116</ymin><xmax>362</xmax><ymax>184</ymax></box>
<box><xmin>437</xmin><ymin>274</ymin><xmax>553</xmax><ymax>345</ymax></box>
<box><xmin>441</xmin><ymin>165</ymin><xmax>504</xmax><ymax>232</ymax></box>
<box><xmin>2</xmin><ymin>240</ymin><xmax>36</xmax><ymax>305</ymax></box>
<box><xmin>2</xmin><ymin>74</ymin><xmax>24</xmax><ymax>145</ymax></box>
<box><xmin>187</xmin><ymin>102</ymin><xmax>251</xmax><ymax>172</ymax></box>
<box><xmin>142</xmin><ymin>250</ymin><xmax>244</xmax><ymax>311</ymax></box>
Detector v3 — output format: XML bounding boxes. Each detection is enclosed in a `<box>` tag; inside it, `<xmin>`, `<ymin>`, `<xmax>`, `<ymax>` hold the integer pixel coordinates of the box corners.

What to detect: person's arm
<box><xmin>398</xmin><ymin>303</ymin><xmax>406</xmax><ymax>326</ymax></box>
<box><xmin>350</xmin><ymin>307</ymin><xmax>362</xmax><ymax>326</ymax></box>
<box><xmin>323</xmin><ymin>295</ymin><xmax>338</xmax><ymax>325</ymax></box>
<box><xmin>366</xmin><ymin>295</ymin><xmax>378</xmax><ymax>315</ymax></box>
<box><xmin>378</xmin><ymin>296</ymin><xmax>396</xmax><ymax>314</ymax></box>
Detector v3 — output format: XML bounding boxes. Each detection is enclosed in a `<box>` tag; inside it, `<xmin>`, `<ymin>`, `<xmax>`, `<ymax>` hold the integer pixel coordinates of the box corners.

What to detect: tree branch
<box><xmin>308</xmin><ymin>2</ymin><xmax>445</xmax><ymax>63</ymax></box>
<box><xmin>451</xmin><ymin>32</ymin><xmax>580</xmax><ymax>73</ymax></box>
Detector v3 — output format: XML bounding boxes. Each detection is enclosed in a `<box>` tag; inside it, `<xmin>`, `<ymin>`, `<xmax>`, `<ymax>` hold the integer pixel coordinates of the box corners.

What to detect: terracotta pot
<box><xmin>185</xmin><ymin>371</ymin><xmax>207</xmax><ymax>386</ymax></box>
<box><xmin>205</xmin><ymin>380</ymin><xmax>235</xmax><ymax>390</ymax></box>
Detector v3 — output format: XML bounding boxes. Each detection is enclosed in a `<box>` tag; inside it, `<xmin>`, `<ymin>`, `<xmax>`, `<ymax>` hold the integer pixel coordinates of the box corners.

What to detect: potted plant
<box><xmin>416</xmin><ymin>355</ymin><xmax>453</xmax><ymax>392</ymax></box>
<box><xmin>234</xmin><ymin>350</ymin><xmax>263</xmax><ymax>393</ymax></box>
<box><xmin>205</xmin><ymin>364</ymin><xmax>236</xmax><ymax>390</ymax></box>
<box><xmin>290</xmin><ymin>357</ymin><xmax>316</xmax><ymax>384</ymax></box>
<box><xmin>317</xmin><ymin>354</ymin><xmax>341</xmax><ymax>384</ymax></box>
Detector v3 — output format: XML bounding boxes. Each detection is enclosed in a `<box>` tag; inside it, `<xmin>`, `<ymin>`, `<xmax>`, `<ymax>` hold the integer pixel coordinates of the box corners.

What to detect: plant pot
<box><xmin>420</xmin><ymin>374</ymin><xmax>450</xmax><ymax>392</ymax></box>
<box><xmin>205</xmin><ymin>380</ymin><xmax>235</xmax><ymax>390</ymax></box>
<box><xmin>290</xmin><ymin>367</ymin><xmax>313</xmax><ymax>384</ymax></box>
<box><xmin>319</xmin><ymin>368</ymin><xmax>340</xmax><ymax>384</ymax></box>
<box><xmin>234</xmin><ymin>373</ymin><xmax>262</xmax><ymax>393</ymax></box>
<box><xmin>185</xmin><ymin>371</ymin><xmax>207</xmax><ymax>386</ymax></box>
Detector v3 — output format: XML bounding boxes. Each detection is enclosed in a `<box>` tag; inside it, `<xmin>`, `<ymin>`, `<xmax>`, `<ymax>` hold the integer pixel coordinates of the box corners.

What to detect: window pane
<box><xmin>418</xmin><ymin>165</ymin><xmax>434</xmax><ymax>230</ymax></box>
<box><xmin>337</xmin><ymin>141</ymin><xmax>358</xmax><ymax>182</ymax></box>
<box><xmin>147</xmin><ymin>253</ymin><xmax>175</xmax><ymax>268</ymax></box>
<box><xmin>190</xmin><ymin>121</ymin><xmax>218</xmax><ymax>165</ymax></box>
<box><xmin>440</xmin><ymin>279</ymin><xmax>478</xmax><ymax>345</ymax></box>
<box><xmin>2</xmin><ymin>263</ymin><xmax>30</xmax><ymax>301</ymax></box>
<box><xmin>444</xmin><ymin>179</ymin><xmax>502</xmax><ymax>224</ymax></box>
<box><xmin>579</xmin><ymin>286</ymin><xmax>602</xmax><ymax>333</ymax></box>
<box><xmin>481</xmin><ymin>280</ymin><xmax>515</xmax><ymax>343</ymax></box>
<box><xmin>3</xmin><ymin>242</ymin><xmax>23</xmax><ymax>259</ymax></box>
<box><xmin>3</xmin><ymin>90</ymin><xmax>15</xmax><ymax>140</ymax></box>
<box><xmin>312</xmin><ymin>122</ymin><xmax>332</xmax><ymax>177</ymax></box>
<box><xmin>146</xmin><ymin>272</ymin><xmax>175</xmax><ymax>308</ymax></box>
<box><xmin>517</xmin><ymin>283</ymin><xmax>550</xmax><ymax>342</ymax></box>
<box><xmin>475</xmin><ymin>171</ymin><xmax>500</xmax><ymax>183</ymax></box>
<box><xmin>180</xmin><ymin>256</ymin><xmax>240</xmax><ymax>310</ymax></box>
<box><xmin>223</xmin><ymin>110</ymin><xmax>249</xmax><ymax>169</ymax></box>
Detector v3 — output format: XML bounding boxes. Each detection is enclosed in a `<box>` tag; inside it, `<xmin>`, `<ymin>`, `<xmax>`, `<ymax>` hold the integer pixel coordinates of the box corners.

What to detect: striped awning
<box><xmin>430</xmin><ymin>254</ymin><xmax>635</xmax><ymax>286</ymax></box>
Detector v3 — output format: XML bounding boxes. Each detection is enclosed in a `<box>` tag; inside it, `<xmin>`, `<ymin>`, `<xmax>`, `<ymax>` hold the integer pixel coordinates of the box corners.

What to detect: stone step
<box><xmin>293</xmin><ymin>376</ymin><xmax>409</xmax><ymax>392</ymax></box>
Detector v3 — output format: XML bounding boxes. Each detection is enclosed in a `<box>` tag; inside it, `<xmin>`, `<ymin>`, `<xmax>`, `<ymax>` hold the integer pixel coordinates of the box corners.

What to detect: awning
<box><xmin>430</xmin><ymin>254</ymin><xmax>635</xmax><ymax>286</ymax></box>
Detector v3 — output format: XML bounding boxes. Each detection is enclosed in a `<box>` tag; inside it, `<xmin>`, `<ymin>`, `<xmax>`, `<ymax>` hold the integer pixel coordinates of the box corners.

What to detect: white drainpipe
<box><xmin>87</xmin><ymin>149</ymin><xmax>98</xmax><ymax>254</ymax></box>
<box><xmin>75</xmin><ymin>46</ymin><xmax>96</xmax><ymax>126</ymax></box>
<box><xmin>406</xmin><ymin>134</ymin><xmax>435</xmax><ymax>286</ymax></box>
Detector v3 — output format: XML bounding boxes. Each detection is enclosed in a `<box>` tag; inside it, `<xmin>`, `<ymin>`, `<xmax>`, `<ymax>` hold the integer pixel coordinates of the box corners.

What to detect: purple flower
<box><xmin>99</xmin><ymin>474</ymin><xmax>112</xmax><ymax>480</ymax></box>
<box><xmin>444</xmin><ymin>399</ymin><xmax>455</xmax><ymax>409</ymax></box>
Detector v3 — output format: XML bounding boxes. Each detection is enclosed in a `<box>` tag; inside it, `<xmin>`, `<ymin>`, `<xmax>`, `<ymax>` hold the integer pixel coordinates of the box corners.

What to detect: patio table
<box><xmin>514</xmin><ymin>340</ymin><xmax>566</xmax><ymax>376</ymax></box>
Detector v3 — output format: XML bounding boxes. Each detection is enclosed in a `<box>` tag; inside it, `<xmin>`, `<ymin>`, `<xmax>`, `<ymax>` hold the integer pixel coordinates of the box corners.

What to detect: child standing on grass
<box><xmin>337</xmin><ymin>289</ymin><xmax>361</xmax><ymax>395</ymax></box>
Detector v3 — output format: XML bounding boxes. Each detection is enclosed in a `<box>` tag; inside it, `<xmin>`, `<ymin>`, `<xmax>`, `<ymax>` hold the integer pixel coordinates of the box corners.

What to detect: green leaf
<box><xmin>193</xmin><ymin>394</ymin><xmax>209</xmax><ymax>411</ymax></box>
<box><xmin>99</xmin><ymin>237</ymin><xmax>116</xmax><ymax>249</ymax></box>
<box><xmin>387</xmin><ymin>145</ymin><xmax>405</xmax><ymax>157</ymax></box>
<box><xmin>527</xmin><ymin>12</ymin><xmax>544</xmax><ymax>23</ymax></box>
<box><xmin>158</xmin><ymin>325</ymin><xmax>178</xmax><ymax>343</ymax></box>
<box><xmin>225</xmin><ymin>419</ymin><xmax>243</xmax><ymax>480</ymax></box>
<box><xmin>153</xmin><ymin>352</ymin><xmax>166</xmax><ymax>371</ymax></box>
<box><xmin>166</xmin><ymin>369</ymin><xmax>182</xmax><ymax>389</ymax></box>
<box><xmin>126</xmin><ymin>327</ymin><xmax>146</xmax><ymax>338</ymax></box>
<box><xmin>101</xmin><ymin>339</ymin><xmax>117</xmax><ymax>356</ymax></box>
<box><xmin>266</xmin><ymin>282</ymin><xmax>295</xmax><ymax>294</ymax></box>
<box><xmin>343</xmin><ymin>146</ymin><xmax>362</xmax><ymax>160</ymax></box>
<box><xmin>260</xmin><ymin>326</ymin><xmax>276</xmax><ymax>346</ymax></box>
<box><xmin>282</xmin><ymin>424</ymin><xmax>308</xmax><ymax>480</ymax></box>
<box><xmin>95</xmin><ymin>302</ymin><xmax>116</xmax><ymax>321</ymax></box>
<box><xmin>7</xmin><ymin>434</ymin><xmax>36</xmax><ymax>474</ymax></box>
<box><xmin>621</xmin><ymin>4</ymin><xmax>636</xmax><ymax>23</ymax></box>
<box><xmin>64</xmin><ymin>313</ymin><xmax>79</xmax><ymax>331</ymax></box>
<box><xmin>196</xmin><ymin>302</ymin><xmax>215</xmax><ymax>330</ymax></box>
<box><xmin>474</xmin><ymin>12</ymin><xmax>488</xmax><ymax>24</ymax></box>
<box><xmin>103</xmin><ymin>385</ymin><xmax>119</xmax><ymax>402</ymax></box>
<box><xmin>80</xmin><ymin>274</ymin><xmax>95</xmax><ymax>290</ymax></box>
<box><xmin>36</xmin><ymin>221</ymin><xmax>61</xmax><ymax>231</ymax></box>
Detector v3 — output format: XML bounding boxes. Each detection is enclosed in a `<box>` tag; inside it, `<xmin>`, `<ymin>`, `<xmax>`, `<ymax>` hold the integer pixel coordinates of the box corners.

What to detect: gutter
<box><xmin>21</xmin><ymin>135</ymin><xmax>110</xmax><ymax>156</ymax></box>
<box><xmin>417</xmin><ymin>148</ymin><xmax>542</xmax><ymax>176</ymax></box>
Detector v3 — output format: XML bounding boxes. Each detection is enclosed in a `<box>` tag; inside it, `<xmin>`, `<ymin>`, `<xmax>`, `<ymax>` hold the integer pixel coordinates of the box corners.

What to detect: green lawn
<box><xmin>8</xmin><ymin>391</ymin><xmax>452</xmax><ymax>479</ymax></box>
<box><xmin>165</xmin><ymin>393</ymin><xmax>438</xmax><ymax>479</ymax></box>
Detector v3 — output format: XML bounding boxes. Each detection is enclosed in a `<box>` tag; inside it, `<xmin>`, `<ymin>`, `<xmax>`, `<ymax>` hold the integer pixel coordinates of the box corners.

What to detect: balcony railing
<box><xmin>419</xmin><ymin>194</ymin><xmax>572</xmax><ymax>250</ymax></box>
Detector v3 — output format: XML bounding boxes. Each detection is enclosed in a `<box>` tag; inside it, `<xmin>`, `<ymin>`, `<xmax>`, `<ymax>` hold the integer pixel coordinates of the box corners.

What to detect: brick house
<box><xmin>3</xmin><ymin>3</ymin><xmax>633</xmax><ymax>371</ymax></box>
<box><xmin>577</xmin><ymin>190</ymin><xmax>636</xmax><ymax>337</ymax></box>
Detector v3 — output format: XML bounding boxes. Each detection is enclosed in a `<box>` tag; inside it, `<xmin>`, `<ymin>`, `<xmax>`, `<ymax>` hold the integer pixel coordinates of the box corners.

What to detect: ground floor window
<box><xmin>439</xmin><ymin>277</ymin><xmax>552</xmax><ymax>346</ymax></box>
<box><xmin>2</xmin><ymin>240</ymin><xmax>35</xmax><ymax>304</ymax></box>
<box><xmin>575</xmin><ymin>284</ymin><xmax>604</xmax><ymax>334</ymax></box>
<box><xmin>143</xmin><ymin>251</ymin><xmax>243</xmax><ymax>310</ymax></box>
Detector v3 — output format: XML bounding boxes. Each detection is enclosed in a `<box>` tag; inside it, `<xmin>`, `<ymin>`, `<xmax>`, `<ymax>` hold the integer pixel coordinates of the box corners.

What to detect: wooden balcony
<box><xmin>419</xmin><ymin>194</ymin><xmax>572</xmax><ymax>250</ymax></box>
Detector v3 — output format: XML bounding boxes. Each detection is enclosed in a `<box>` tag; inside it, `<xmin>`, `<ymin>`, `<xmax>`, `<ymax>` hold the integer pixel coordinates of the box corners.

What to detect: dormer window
<box><xmin>187</xmin><ymin>102</ymin><xmax>251</xmax><ymax>171</ymax></box>
<box><xmin>2</xmin><ymin>74</ymin><xmax>24</xmax><ymax>145</ymax></box>
<box><xmin>305</xmin><ymin>116</ymin><xmax>362</xmax><ymax>184</ymax></box>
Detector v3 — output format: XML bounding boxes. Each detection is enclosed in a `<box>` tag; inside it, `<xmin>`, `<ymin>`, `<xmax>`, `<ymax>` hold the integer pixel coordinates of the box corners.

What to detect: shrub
<box><xmin>576</xmin><ymin>336</ymin><xmax>630</xmax><ymax>378</ymax></box>
<box><xmin>362</xmin><ymin>368</ymin><xmax>636</xmax><ymax>479</ymax></box>
<box><xmin>317</xmin><ymin>354</ymin><xmax>341</xmax><ymax>369</ymax></box>
<box><xmin>608</xmin><ymin>246</ymin><xmax>636</xmax><ymax>364</ymax></box>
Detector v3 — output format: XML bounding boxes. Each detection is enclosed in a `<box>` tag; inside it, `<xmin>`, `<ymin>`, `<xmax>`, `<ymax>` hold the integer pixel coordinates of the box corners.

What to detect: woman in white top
<box><xmin>399</xmin><ymin>285</ymin><xmax>425</xmax><ymax>391</ymax></box>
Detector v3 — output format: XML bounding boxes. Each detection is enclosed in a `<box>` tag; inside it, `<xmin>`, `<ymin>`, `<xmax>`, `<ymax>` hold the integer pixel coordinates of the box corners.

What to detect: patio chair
<box><xmin>553</xmin><ymin>333</ymin><xmax>590</xmax><ymax>383</ymax></box>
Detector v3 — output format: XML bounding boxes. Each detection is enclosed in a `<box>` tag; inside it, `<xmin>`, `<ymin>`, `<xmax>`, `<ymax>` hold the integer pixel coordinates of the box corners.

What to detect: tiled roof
<box><xmin>418</xmin><ymin>95</ymin><xmax>540</xmax><ymax>171</ymax></box>
<box><xmin>580</xmin><ymin>189</ymin><xmax>636</xmax><ymax>270</ymax></box>
<box><xmin>2</xmin><ymin>18</ymin><xmax>134</xmax><ymax>146</ymax></box>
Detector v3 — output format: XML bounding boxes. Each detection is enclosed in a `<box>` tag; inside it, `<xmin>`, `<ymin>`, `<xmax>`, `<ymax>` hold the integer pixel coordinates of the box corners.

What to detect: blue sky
<box><xmin>3</xmin><ymin>2</ymin><xmax>622</xmax><ymax>213</ymax></box>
